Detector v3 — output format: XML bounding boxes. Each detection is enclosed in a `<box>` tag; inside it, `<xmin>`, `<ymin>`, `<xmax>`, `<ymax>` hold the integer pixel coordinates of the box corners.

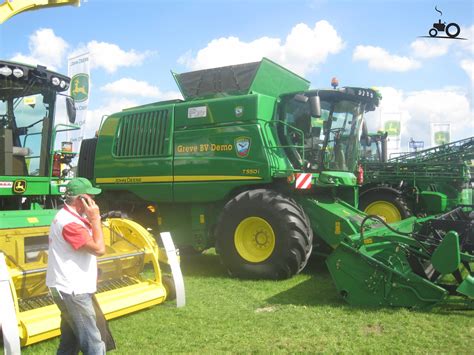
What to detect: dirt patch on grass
<box><xmin>363</xmin><ymin>323</ymin><xmax>384</xmax><ymax>335</ymax></box>
<box><xmin>255</xmin><ymin>306</ymin><xmax>277</xmax><ymax>313</ymax></box>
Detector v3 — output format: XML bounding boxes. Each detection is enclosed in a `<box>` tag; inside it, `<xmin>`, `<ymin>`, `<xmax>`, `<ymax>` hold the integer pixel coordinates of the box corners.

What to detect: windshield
<box><xmin>279</xmin><ymin>92</ymin><xmax>372</xmax><ymax>172</ymax></box>
<box><xmin>0</xmin><ymin>61</ymin><xmax>74</xmax><ymax>179</ymax></box>
<box><xmin>0</xmin><ymin>92</ymin><xmax>55</xmax><ymax>176</ymax></box>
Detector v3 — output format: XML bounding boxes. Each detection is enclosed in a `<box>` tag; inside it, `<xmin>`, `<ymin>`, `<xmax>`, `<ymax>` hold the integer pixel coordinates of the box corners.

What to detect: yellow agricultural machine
<box><xmin>1</xmin><ymin>215</ymin><xmax>169</xmax><ymax>346</ymax></box>
<box><xmin>0</xmin><ymin>0</ymin><xmax>80</xmax><ymax>24</ymax></box>
<box><xmin>0</xmin><ymin>60</ymin><xmax>177</xmax><ymax>347</ymax></box>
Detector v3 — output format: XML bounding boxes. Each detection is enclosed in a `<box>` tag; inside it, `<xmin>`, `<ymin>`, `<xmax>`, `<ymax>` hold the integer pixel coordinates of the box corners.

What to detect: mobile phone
<box><xmin>79</xmin><ymin>196</ymin><xmax>88</xmax><ymax>204</ymax></box>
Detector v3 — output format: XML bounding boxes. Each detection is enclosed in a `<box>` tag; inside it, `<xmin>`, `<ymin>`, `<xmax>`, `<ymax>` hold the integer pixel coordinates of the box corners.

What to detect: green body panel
<box><xmin>317</xmin><ymin>171</ymin><xmax>357</xmax><ymax>187</ymax></box>
<box><xmin>173</xmin><ymin>123</ymin><xmax>270</xmax><ymax>201</ymax></box>
<box><xmin>0</xmin><ymin>209</ymin><xmax>56</xmax><ymax>229</ymax></box>
<box><xmin>0</xmin><ymin>176</ymin><xmax>67</xmax><ymax>196</ymax></box>
<box><xmin>431</xmin><ymin>231</ymin><xmax>460</xmax><ymax>274</ymax></box>
<box><xmin>457</xmin><ymin>276</ymin><xmax>474</xmax><ymax>298</ymax></box>
<box><xmin>247</xmin><ymin>58</ymin><xmax>310</xmax><ymax>97</ymax></box>
<box><xmin>297</xmin><ymin>195</ymin><xmax>363</xmax><ymax>246</ymax></box>
<box><xmin>94</xmin><ymin>105</ymin><xmax>175</xmax><ymax>202</ymax></box>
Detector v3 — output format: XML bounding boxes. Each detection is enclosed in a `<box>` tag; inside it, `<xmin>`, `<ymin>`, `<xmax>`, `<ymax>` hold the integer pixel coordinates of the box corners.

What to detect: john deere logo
<box><xmin>13</xmin><ymin>180</ymin><xmax>27</xmax><ymax>194</ymax></box>
<box><xmin>434</xmin><ymin>131</ymin><xmax>450</xmax><ymax>145</ymax></box>
<box><xmin>384</xmin><ymin>121</ymin><xmax>401</xmax><ymax>137</ymax></box>
<box><xmin>70</xmin><ymin>73</ymin><xmax>89</xmax><ymax>102</ymax></box>
<box><xmin>235</xmin><ymin>137</ymin><xmax>251</xmax><ymax>157</ymax></box>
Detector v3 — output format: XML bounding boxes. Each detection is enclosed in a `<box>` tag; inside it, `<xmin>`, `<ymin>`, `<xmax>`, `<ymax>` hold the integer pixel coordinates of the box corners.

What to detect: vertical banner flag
<box><xmin>431</xmin><ymin>123</ymin><xmax>450</xmax><ymax>146</ymax></box>
<box><xmin>67</xmin><ymin>52</ymin><xmax>90</xmax><ymax>156</ymax></box>
<box><xmin>381</xmin><ymin>112</ymin><xmax>402</xmax><ymax>158</ymax></box>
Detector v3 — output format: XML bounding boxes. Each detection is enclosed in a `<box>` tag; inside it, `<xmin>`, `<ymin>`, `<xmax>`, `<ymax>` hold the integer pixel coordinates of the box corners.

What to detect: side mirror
<box><xmin>310</xmin><ymin>95</ymin><xmax>321</xmax><ymax>118</ymax></box>
<box><xmin>66</xmin><ymin>97</ymin><xmax>76</xmax><ymax>124</ymax></box>
<box><xmin>360</xmin><ymin>121</ymin><xmax>370</xmax><ymax>146</ymax></box>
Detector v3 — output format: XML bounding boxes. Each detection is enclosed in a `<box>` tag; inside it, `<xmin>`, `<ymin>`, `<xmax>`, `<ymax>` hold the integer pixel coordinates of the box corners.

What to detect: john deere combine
<box><xmin>79</xmin><ymin>58</ymin><xmax>474</xmax><ymax>308</ymax></box>
<box><xmin>0</xmin><ymin>60</ymin><xmax>173</xmax><ymax>347</ymax></box>
<box><xmin>359</xmin><ymin>132</ymin><xmax>473</xmax><ymax>222</ymax></box>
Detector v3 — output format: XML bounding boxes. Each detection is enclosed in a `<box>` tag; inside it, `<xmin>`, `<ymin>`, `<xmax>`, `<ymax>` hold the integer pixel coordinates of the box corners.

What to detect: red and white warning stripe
<box><xmin>0</xmin><ymin>181</ymin><xmax>13</xmax><ymax>189</ymax></box>
<box><xmin>295</xmin><ymin>173</ymin><xmax>312</xmax><ymax>189</ymax></box>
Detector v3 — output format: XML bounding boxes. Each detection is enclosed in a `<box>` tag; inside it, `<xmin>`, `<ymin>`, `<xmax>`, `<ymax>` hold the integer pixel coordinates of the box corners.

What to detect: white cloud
<box><xmin>10</xmin><ymin>28</ymin><xmax>68</xmax><ymax>70</ymax></box>
<box><xmin>178</xmin><ymin>20</ymin><xmax>344</xmax><ymax>76</ymax></box>
<box><xmin>459</xmin><ymin>25</ymin><xmax>474</xmax><ymax>55</ymax></box>
<box><xmin>353</xmin><ymin>45</ymin><xmax>421</xmax><ymax>72</ymax></box>
<box><xmin>101</xmin><ymin>78</ymin><xmax>160</xmax><ymax>98</ymax></box>
<box><xmin>101</xmin><ymin>78</ymin><xmax>182</xmax><ymax>100</ymax></box>
<box><xmin>460</xmin><ymin>59</ymin><xmax>474</xmax><ymax>83</ymax></box>
<box><xmin>410</xmin><ymin>39</ymin><xmax>451</xmax><ymax>59</ymax></box>
<box><xmin>71</xmin><ymin>41</ymin><xmax>153</xmax><ymax>73</ymax></box>
<box><xmin>10</xmin><ymin>28</ymin><xmax>153</xmax><ymax>74</ymax></box>
<box><xmin>368</xmin><ymin>87</ymin><xmax>473</xmax><ymax>148</ymax></box>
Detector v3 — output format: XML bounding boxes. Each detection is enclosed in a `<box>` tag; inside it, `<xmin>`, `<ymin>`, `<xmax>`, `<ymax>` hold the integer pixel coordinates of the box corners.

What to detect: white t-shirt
<box><xmin>46</xmin><ymin>205</ymin><xmax>97</xmax><ymax>294</ymax></box>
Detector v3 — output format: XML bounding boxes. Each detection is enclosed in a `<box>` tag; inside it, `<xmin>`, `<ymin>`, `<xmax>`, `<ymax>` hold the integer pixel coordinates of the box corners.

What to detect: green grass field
<box><xmin>22</xmin><ymin>250</ymin><xmax>473</xmax><ymax>354</ymax></box>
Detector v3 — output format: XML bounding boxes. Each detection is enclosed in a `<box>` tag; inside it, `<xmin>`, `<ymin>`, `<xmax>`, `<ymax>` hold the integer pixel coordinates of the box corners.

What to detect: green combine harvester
<box><xmin>79</xmin><ymin>58</ymin><xmax>474</xmax><ymax>308</ymax></box>
<box><xmin>359</xmin><ymin>132</ymin><xmax>473</xmax><ymax>222</ymax></box>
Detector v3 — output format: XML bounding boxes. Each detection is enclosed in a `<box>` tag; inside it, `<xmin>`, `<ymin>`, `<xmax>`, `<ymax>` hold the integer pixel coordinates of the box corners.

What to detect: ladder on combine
<box><xmin>0</xmin><ymin>0</ymin><xmax>79</xmax><ymax>23</ymax></box>
<box><xmin>389</xmin><ymin>136</ymin><xmax>474</xmax><ymax>163</ymax></box>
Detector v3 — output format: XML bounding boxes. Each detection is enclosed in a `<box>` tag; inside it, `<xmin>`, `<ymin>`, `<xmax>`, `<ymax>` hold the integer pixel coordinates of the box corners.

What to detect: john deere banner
<box><xmin>67</xmin><ymin>52</ymin><xmax>90</xmax><ymax>155</ymax></box>
<box><xmin>431</xmin><ymin>123</ymin><xmax>450</xmax><ymax>146</ymax></box>
<box><xmin>381</xmin><ymin>112</ymin><xmax>401</xmax><ymax>158</ymax></box>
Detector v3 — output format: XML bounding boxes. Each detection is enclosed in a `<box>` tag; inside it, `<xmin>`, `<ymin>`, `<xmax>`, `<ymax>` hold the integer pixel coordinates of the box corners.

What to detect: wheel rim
<box><xmin>365</xmin><ymin>201</ymin><xmax>402</xmax><ymax>223</ymax></box>
<box><xmin>234</xmin><ymin>217</ymin><xmax>276</xmax><ymax>263</ymax></box>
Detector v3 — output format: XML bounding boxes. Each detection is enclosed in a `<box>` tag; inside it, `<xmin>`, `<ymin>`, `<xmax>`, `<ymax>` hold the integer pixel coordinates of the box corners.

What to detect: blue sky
<box><xmin>0</xmin><ymin>0</ymin><xmax>473</xmax><ymax>149</ymax></box>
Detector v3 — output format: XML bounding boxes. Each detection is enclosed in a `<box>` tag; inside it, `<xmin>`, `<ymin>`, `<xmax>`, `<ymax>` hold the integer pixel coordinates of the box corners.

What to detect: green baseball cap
<box><xmin>66</xmin><ymin>177</ymin><xmax>102</xmax><ymax>196</ymax></box>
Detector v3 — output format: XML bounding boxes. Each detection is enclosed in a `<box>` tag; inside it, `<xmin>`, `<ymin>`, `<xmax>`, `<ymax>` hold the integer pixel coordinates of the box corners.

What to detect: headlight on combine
<box><xmin>0</xmin><ymin>66</ymin><xmax>12</xmax><ymax>76</ymax></box>
<box><xmin>52</xmin><ymin>77</ymin><xmax>60</xmax><ymax>86</ymax></box>
<box><xmin>13</xmin><ymin>68</ymin><xmax>24</xmax><ymax>78</ymax></box>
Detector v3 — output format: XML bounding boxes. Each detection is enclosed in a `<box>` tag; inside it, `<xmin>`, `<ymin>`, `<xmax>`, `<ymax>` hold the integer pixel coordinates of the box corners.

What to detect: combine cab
<box><xmin>0</xmin><ymin>60</ymin><xmax>177</xmax><ymax>347</ymax></box>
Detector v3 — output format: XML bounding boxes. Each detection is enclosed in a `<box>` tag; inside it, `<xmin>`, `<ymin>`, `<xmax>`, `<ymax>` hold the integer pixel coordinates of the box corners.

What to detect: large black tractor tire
<box><xmin>359</xmin><ymin>190</ymin><xmax>412</xmax><ymax>223</ymax></box>
<box><xmin>215</xmin><ymin>189</ymin><xmax>313</xmax><ymax>280</ymax></box>
<box><xmin>77</xmin><ymin>137</ymin><xmax>97</xmax><ymax>180</ymax></box>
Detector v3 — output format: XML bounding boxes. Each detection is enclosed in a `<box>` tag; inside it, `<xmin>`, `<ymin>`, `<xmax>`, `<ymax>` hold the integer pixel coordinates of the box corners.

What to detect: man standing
<box><xmin>46</xmin><ymin>177</ymin><xmax>106</xmax><ymax>355</ymax></box>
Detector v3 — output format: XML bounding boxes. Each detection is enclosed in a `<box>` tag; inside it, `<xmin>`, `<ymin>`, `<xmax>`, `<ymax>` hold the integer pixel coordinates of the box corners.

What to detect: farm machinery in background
<box><xmin>78</xmin><ymin>58</ymin><xmax>474</xmax><ymax>309</ymax></box>
<box><xmin>0</xmin><ymin>60</ymin><xmax>177</xmax><ymax>347</ymax></box>
<box><xmin>0</xmin><ymin>0</ymin><xmax>80</xmax><ymax>24</ymax></box>
<box><xmin>359</xmin><ymin>132</ymin><xmax>473</xmax><ymax>223</ymax></box>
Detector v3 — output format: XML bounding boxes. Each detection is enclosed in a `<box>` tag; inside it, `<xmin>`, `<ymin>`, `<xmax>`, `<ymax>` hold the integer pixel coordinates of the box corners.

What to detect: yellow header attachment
<box><xmin>0</xmin><ymin>0</ymin><xmax>80</xmax><ymax>24</ymax></box>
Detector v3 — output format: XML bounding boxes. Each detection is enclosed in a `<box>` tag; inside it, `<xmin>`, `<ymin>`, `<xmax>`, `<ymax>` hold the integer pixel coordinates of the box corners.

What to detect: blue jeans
<box><xmin>52</xmin><ymin>290</ymin><xmax>106</xmax><ymax>355</ymax></box>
